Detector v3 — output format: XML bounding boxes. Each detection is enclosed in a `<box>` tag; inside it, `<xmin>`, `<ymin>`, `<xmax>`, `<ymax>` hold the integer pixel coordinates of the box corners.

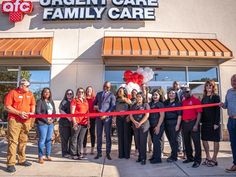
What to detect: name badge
<box><xmin>18</xmin><ymin>95</ymin><xmax>23</xmax><ymax>99</ymax></box>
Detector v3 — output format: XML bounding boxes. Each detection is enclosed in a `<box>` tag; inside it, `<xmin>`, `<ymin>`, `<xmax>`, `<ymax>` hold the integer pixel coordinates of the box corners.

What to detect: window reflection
<box><xmin>188</xmin><ymin>67</ymin><xmax>218</xmax><ymax>82</ymax></box>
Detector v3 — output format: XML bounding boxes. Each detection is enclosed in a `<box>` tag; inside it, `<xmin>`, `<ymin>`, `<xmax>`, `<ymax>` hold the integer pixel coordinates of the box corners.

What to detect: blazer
<box><xmin>94</xmin><ymin>91</ymin><xmax>116</xmax><ymax>113</ymax></box>
<box><xmin>35</xmin><ymin>99</ymin><xmax>56</xmax><ymax>125</ymax></box>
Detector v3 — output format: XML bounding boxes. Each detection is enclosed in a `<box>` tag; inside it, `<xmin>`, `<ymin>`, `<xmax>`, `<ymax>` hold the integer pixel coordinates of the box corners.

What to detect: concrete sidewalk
<box><xmin>0</xmin><ymin>139</ymin><xmax>235</xmax><ymax>177</ymax></box>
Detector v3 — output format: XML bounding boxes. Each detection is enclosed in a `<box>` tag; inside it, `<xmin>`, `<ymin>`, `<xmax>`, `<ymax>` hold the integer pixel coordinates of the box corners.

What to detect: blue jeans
<box><xmin>227</xmin><ymin>118</ymin><xmax>236</xmax><ymax>165</ymax></box>
<box><xmin>37</xmin><ymin>124</ymin><xmax>54</xmax><ymax>158</ymax></box>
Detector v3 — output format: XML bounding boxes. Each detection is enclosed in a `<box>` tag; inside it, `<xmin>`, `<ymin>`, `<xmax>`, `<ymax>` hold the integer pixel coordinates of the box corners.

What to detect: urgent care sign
<box><xmin>40</xmin><ymin>0</ymin><xmax>159</xmax><ymax>20</ymax></box>
<box><xmin>1</xmin><ymin>0</ymin><xmax>33</xmax><ymax>22</ymax></box>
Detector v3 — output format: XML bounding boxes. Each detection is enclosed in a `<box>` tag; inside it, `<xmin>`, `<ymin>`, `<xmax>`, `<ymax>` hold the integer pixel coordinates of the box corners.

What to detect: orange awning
<box><xmin>102</xmin><ymin>37</ymin><xmax>233</xmax><ymax>59</ymax></box>
<box><xmin>0</xmin><ymin>38</ymin><xmax>53</xmax><ymax>64</ymax></box>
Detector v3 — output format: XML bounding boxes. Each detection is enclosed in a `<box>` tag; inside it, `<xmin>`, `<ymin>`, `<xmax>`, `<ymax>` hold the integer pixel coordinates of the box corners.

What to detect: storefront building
<box><xmin>0</xmin><ymin>0</ymin><xmax>235</xmax><ymax>137</ymax></box>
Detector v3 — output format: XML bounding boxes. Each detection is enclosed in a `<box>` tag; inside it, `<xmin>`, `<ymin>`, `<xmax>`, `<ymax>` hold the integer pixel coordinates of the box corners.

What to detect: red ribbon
<box><xmin>28</xmin><ymin>103</ymin><xmax>220</xmax><ymax>119</ymax></box>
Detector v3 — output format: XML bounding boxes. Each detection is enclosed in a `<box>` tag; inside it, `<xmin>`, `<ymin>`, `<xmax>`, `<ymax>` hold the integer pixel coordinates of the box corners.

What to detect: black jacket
<box><xmin>35</xmin><ymin>99</ymin><xmax>56</xmax><ymax>125</ymax></box>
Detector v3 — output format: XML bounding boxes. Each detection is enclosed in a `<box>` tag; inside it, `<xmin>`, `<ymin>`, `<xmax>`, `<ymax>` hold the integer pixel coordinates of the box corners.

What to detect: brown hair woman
<box><xmin>201</xmin><ymin>80</ymin><xmax>221</xmax><ymax>167</ymax></box>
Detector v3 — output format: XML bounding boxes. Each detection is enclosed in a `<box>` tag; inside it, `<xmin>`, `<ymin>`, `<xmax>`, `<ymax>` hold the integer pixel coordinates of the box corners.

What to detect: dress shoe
<box><xmin>18</xmin><ymin>161</ymin><xmax>32</xmax><ymax>166</ymax></box>
<box><xmin>167</xmin><ymin>157</ymin><xmax>177</xmax><ymax>163</ymax></box>
<box><xmin>148</xmin><ymin>157</ymin><xmax>154</xmax><ymax>161</ymax></box>
<box><xmin>192</xmin><ymin>162</ymin><xmax>200</xmax><ymax>168</ymax></box>
<box><xmin>6</xmin><ymin>165</ymin><xmax>16</xmax><ymax>173</ymax></box>
<box><xmin>150</xmin><ymin>159</ymin><xmax>162</xmax><ymax>164</ymax></box>
<box><xmin>183</xmin><ymin>159</ymin><xmax>194</xmax><ymax>163</ymax></box>
<box><xmin>136</xmin><ymin>159</ymin><xmax>141</xmax><ymax>163</ymax></box>
<box><xmin>225</xmin><ymin>165</ymin><xmax>236</xmax><ymax>173</ymax></box>
<box><xmin>106</xmin><ymin>153</ymin><xmax>112</xmax><ymax>160</ymax></box>
<box><xmin>141</xmin><ymin>160</ymin><xmax>146</xmax><ymax>165</ymax></box>
<box><xmin>94</xmin><ymin>153</ymin><xmax>102</xmax><ymax>159</ymax></box>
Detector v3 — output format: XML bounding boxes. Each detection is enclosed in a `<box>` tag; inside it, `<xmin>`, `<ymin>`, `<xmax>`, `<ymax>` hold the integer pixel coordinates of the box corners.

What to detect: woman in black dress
<box><xmin>201</xmin><ymin>80</ymin><xmax>221</xmax><ymax>167</ymax></box>
<box><xmin>130</xmin><ymin>92</ymin><xmax>150</xmax><ymax>165</ymax></box>
<box><xmin>114</xmin><ymin>87</ymin><xmax>132</xmax><ymax>159</ymax></box>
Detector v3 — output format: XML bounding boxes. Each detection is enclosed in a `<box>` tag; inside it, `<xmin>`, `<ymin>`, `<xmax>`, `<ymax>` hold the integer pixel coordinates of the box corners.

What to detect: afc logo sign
<box><xmin>1</xmin><ymin>0</ymin><xmax>33</xmax><ymax>23</ymax></box>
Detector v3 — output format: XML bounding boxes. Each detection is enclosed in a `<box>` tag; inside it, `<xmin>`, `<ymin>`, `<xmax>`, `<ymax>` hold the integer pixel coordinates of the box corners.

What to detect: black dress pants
<box><xmin>133</xmin><ymin>126</ymin><xmax>148</xmax><ymax>161</ymax></box>
<box><xmin>116</xmin><ymin>116</ymin><xmax>132</xmax><ymax>159</ymax></box>
<box><xmin>164</xmin><ymin>120</ymin><xmax>178</xmax><ymax>160</ymax></box>
<box><xmin>149</xmin><ymin>125</ymin><xmax>164</xmax><ymax>162</ymax></box>
<box><xmin>59</xmin><ymin>124</ymin><xmax>71</xmax><ymax>156</ymax></box>
<box><xmin>182</xmin><ymin>120</ymin><xmax>201</xmax><ymax>163</ymax></box>
<box><xmin>83</xmin><ymin>119</ymin><xmax>96</xmax><ymax>148</ymax></box>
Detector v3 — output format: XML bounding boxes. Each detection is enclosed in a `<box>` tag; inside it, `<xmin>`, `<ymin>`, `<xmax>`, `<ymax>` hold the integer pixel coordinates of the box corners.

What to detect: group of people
<box><xmin>3</xmin><ymin>74</ymin><xmax>236</xmax><ymax>173</ymax></box>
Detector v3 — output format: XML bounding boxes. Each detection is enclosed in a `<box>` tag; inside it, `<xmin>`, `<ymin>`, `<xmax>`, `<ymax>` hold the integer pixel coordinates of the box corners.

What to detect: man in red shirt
<box><xmin>182</xmin><ymin>87</ymin><xmax>202</xmax><ymax>168</ymax></box>
<box><xmin>4</xmin><ymin>78</ymin><xmax>36</xmax><ymax>173</ymax></box>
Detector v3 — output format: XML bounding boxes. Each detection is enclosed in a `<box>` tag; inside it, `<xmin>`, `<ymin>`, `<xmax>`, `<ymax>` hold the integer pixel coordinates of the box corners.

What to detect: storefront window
<box><xmin>188</xmin><ymin>67</ymin><xmax>218</xmax><ymax>82</ymax></box>
<box><xmin>0</xmin><ymin>66</ymin><xmax>50</xmax><ymax>122</ymax></box>
<box><xmin>0</xmin><ymin>66</ymin><xmax>18</xmax><ymax>82</ymax></box>
<box><xmin>151</xmin><ymin>67</ymin><xmax>186</xmax><ymax>82</ymax></box>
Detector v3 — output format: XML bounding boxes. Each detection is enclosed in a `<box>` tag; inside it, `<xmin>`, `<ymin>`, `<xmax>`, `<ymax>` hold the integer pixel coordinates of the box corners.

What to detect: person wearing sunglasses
<box><xmin>201</xmin><ymin>80</ymin><xmax>221</xmax><ymax>167</ymax></box>
<box><xmin>4</xmin><ymin>78</ymin><xmax>36</xmax><ymax>173</ymax></box>
<box><xmin>70</xmin><ymin>88</ymin><xmax>89</xmax><ymax>160</ymax></box>
<box><xmin>59</xmin><ymin>89</ymin><xmax>74</xmax><ymax>158</ymax></box>
<box><xmin>94</xmin><ymin>81</ymin><xmax>116</xmax><ymax>160</ymax></box>
<box><xmin>181</xmin><ymin>86</ymin><xmax>202</xmax><ymax>168</ymax></box>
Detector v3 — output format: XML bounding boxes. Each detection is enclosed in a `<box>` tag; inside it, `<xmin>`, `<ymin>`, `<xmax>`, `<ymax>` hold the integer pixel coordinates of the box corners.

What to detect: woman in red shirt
<box><xmin>70</xmin><ymin>88</ymin><xmax>89</xmax><ymax>160</ymax></box>
<box><xmin>83</xmin><ymin>86</ymin><xmax>96</xmax><ymax>155</ymax></box>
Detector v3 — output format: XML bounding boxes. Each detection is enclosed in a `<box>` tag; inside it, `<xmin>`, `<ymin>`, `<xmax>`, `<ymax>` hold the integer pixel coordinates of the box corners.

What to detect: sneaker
<box><xmin>225</xmin><ymin>165</ymin><xmax>236</xmax><ymax>173</ymax></box>
<box><xmin>79</xmin><ymin>155</ymin><xmax>88</xmax><ymax>160</ymax></box>
<box><xmin>18</xmin><ymin>161</ymin><xmax>32</xmax><ymax>166</ymax></box>
<box><xmin>6</xmin><ymin>165</ymin><xmax>16</xmax><ymax>173</ymax></box>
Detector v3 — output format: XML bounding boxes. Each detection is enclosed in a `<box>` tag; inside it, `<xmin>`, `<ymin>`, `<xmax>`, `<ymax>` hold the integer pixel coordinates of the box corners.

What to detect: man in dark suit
<box><xmin>94</xmin><ymin>81</ymin><xmax>116</xmax><ymax>160</ymax></box>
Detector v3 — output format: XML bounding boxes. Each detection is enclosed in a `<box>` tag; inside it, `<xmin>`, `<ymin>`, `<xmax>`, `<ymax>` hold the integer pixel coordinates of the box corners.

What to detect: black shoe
<box><xmin>141</xmin><ymin>160</ymin><xmax>146</xmax><ymax>165</ymax></box>
<box><xmin>6</xmin><ymin>165</ymin><xmax>16</xmax><ymax>173</ymax></box>
<box><xmin>63</xmin><ymin>154</ymin><xmax>70</xmax><ymax>158</ymax></box>
<box><xmin>71</xmin><ymin>155</ymin><xmax>79</xmax><ymax>160</ymax></box>
<box><xmin>192</xmin><ymin>162</ymin><xmax>200</xmax><ymax>168</ymax></box>
<box><xmin>106</xmin><ymin>153</ymin><xmax>112</xmax><ymax>160</ymax></box>
<box><xmin>183</xmin><ymin>159</ymin><xmax>194</xmax><ymax>163</ymax></box>
<box><xmin>148</xmin><ymin>157</ymin><xmax>154</xmax><ymax>161</ymax></box>
<box><xmin>167</xmin><ymin>157</ymin><xmax>177</xmax><ymax>163</ymax></box>
<box><xmin>150</xmin><ymin>159</ymin><xmax>162</xmax><ymax>164</ymax></box>
<box><xmin>136</xmin><ymin>159</ymin><xmax>141</xmax><ymax>163</ymax></box>
<box><xmin>18</xmin><ymin>161</ymin><xmax>32</xmax><ymax>167</ymax></box>
<box><xmin>94</xmin><ymin>153</ymin><xmax>102</xmax><ymax>159</ymax></box>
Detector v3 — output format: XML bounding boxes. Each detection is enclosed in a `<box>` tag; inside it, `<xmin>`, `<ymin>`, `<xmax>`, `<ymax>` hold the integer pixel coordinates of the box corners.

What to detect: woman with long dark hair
<box><xmin>115</xmin><ymin>87</ymin><xmax>132</xmax><ymax>159</ymax></box>
<box><xmin>36</xmin><ymin>87</ymin><xmax>56</xmax><ymax>164</ymax></box>
<box><xmin>164</xmin><ymin>89</ymin><xmax>182</xmax><ymax>162</ymax></box>
<box><xmin>148</xmin><ymin>89</ymin><xmax>165</xmax><ymax>164</ymax></box>
<box><xmin>59</xmin><ymin>89</ymin><xmax>74</xmax><ymax>158</ymax></box>
<box><xmin>130</xmin><ymin>92</ymin><xmax>150</xmax><ymax>165</ymax></box>
<box><xmin>83</xmin><ymin>86</ymin><xmax>96</xmax><ymax>155</ymax></box>
<box><xmin>201</xmin><ymin>80</ymin><xmax>221</xmax><ymax>167</ymax></box>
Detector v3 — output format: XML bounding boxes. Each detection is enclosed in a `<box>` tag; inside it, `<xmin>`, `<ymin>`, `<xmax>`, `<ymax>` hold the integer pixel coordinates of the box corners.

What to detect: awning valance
<box><xmin>102</xmin><ymin>36</ymin><xmax>233</xmax><ymax>59</ymax></box>
<box><xmin>0</xmin><ymin>38</ymin><xmax>53</xmax><ymax>64</ymax></box>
